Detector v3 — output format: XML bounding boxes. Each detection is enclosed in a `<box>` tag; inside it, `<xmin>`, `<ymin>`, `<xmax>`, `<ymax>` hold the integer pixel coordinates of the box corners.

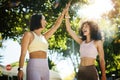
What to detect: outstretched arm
<box><xmin>44</xmin><ymin>3</ymin><xmax>70</xmax><ymax>40</ymax></box>
<box><xmin>65</xmin><ymin>11</ymin><xmax>82</xmax><ymax>44</ymax></box>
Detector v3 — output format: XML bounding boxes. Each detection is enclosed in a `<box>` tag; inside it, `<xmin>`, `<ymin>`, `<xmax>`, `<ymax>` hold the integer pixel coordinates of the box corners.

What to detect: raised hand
<box><xmin>61</xmin><ymin>1</ymin><xmax>71</xmax><ymax>16</ymax></box>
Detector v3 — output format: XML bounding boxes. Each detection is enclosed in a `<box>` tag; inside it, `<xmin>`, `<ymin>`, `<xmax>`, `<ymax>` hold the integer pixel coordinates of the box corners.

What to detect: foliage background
<box><xmin>0</xmin><ymin>0</ymin><xmax>120</xmax><ymax>79</ymax></box>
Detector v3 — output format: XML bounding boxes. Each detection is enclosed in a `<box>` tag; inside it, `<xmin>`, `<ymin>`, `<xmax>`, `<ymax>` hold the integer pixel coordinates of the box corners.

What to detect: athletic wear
<box><xmin>77</xmin><ymin>65</ymin><xmax>99</xmax><ymax>80</ymax></box>
<box><xmin>27</xmin><ymin>32</ymin><xmax>49</xmax><ymax>80</ymax></box>
<box><xmin>28</xmin><ymin>32</ymin><xmax>49</xmax><ymax>53</ymax></box>
<box><xmin>26</xmin><ymin>59</ymin><xmax>49</xmax><ymax>80</ymax></box>
<box><xmin>80</xmin><ymin>41</ymin><xmax>98</xmax><ymax>59</ymax></box>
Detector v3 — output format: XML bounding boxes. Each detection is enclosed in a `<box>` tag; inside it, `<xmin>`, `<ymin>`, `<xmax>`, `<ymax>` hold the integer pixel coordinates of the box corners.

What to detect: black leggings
<box><xmin>77</xmin><ymin>65</ymin><xmax>99</xmax><ymax>80</ymax></box>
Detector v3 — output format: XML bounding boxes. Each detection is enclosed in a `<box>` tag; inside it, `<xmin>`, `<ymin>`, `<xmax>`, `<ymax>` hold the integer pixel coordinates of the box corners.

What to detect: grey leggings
<box><xmin>26</xmin><ymin>59</ymin><xmax>49</xmax><ymax>80</ymax></box>
<box><xmin>77</xmin><ymin>65</ymin><xmax>99</xmax><ymax>80</ymax></box>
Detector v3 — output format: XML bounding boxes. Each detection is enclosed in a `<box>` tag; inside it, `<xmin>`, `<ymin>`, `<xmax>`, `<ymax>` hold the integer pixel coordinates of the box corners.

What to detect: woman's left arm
<box><xmin>44</xmin><ymin>3</ymin><xmax>70</xmax><ymax>40</ymax></box>
<box><xmin>97</xmin><ymin>40</ymin><xmax>106</xmax><ymax>80</ymax></box>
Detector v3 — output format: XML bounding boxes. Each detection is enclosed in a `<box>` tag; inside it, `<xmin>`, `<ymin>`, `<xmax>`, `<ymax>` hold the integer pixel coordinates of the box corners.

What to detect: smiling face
<box><xmin>82</xmin><ymin>23</ymin><xmax>90</xmax><ymax>36</ymax></box>
<box><xmin>79</xmin><ymin>21</ymin><xmax>102</xmax><ymax>40</ymax></box>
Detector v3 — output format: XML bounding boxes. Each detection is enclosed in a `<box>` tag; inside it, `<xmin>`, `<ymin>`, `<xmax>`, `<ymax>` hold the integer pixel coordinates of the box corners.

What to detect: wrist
<box><xmin>61</xmin><ymin>13</ymin><xmax>64</xmax><ymax>16</ymax></box>
<box><xmin>18</xmin><ymin>67</ymin><xmax>23</xmax><ymax>71</ymax></box>
<box><xmin>65</xmin><ymin>15</ymin><xmax>70</xmax><ymax>18</ymax></box>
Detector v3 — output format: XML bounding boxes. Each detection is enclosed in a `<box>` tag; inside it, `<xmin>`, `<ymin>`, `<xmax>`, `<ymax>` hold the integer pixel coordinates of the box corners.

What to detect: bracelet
<box><xmin>18</xmin><ymin>67</ymin><xmax>23</xmax><ymax>71</ymax></box>
<box><xmin>65</xmin><ymin>16</ymin><xmax>70</xmax><ymax>18</ymax></box>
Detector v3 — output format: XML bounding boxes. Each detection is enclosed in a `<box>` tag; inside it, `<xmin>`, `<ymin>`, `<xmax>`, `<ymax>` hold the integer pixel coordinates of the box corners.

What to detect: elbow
<box><xmin>100</xmin><ymin>58</ymin><xmax>105</xmax><ymax>65</ymax></box>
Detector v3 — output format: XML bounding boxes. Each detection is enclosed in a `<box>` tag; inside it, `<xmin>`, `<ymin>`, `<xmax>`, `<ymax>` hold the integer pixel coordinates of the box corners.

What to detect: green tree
<box><xmin>1</xmin><ymin>0</ymin><xmax>120</xmax><ymax>79</ymax></box>
<box><xmin>0</xmin><ymin>0</ymin><xmax>87</xmax><ymax>71</ymax></box>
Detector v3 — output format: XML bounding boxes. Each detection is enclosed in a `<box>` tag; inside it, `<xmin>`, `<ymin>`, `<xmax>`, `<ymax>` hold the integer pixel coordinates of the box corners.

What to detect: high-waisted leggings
<box><xmin>77</xmin><ymin>65</ymin><xmax>99</xmax><ymax>80</ymax></box>
<box><xmin>26</xmin><ymin>59</ymin><xmax>49</xmax><ymax>80</ymax></box>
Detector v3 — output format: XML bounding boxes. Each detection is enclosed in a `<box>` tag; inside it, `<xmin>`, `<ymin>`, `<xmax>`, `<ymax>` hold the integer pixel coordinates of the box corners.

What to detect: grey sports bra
<box><xmin>80</xmin><ymin>41</ymin><xmax>98</xmax><ymax>59</ymax></box>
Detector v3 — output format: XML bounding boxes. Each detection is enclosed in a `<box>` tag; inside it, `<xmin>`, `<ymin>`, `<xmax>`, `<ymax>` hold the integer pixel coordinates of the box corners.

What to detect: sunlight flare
<box><xmin>77</xmin><ymin>0</ymin><xmax>114</xmax><ymax>19</ymax></box>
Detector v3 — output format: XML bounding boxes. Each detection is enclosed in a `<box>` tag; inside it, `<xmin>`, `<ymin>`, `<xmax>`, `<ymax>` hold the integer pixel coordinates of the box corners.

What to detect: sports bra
<box><xmin>28</xmin><ymin>32</ymin><xmax>49</xmax><ymax>53</ymax></box>
<box><xmin>79</xmin><ymin>40</ymin><xmax>98</xmax><ymax>59</ymax></box>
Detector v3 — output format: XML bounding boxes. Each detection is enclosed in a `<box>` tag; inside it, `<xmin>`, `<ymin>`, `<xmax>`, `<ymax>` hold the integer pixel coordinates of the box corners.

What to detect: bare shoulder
<box><xmin>21</xmin><ymin>32</ymin><xmax>33</xmax><ymax>41</ymax></box>
<box><xmin>23</xmin><ymin>31</ymin><xmax>33</xmax><ymax>37</ymax></box>
<box><xmin>94</xmin><ymin>40</ymin><xmax>103</xmax><ymax>47</ymax></box>
<box><xmin>96</xmin><ymin>40</ymin><xmax>103</xmax><ymax>44</ymax></box>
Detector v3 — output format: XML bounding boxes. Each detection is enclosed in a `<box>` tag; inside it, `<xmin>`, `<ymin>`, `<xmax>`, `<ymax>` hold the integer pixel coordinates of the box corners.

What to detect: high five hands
<box><xmin>61</xmin><ymin>1</ymin><xmax>71</xmax><ymax>17</ymax></box>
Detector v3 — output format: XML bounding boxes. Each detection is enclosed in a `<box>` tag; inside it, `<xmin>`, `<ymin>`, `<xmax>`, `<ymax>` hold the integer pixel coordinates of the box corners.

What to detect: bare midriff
<box><xmin>80</xmin><ymin>57</ymin><xmax>96</xmax><ymax>66</ymax></box>
<box><xmin>29</xmin><ymin>51</ymin><xmax>47</xmax><ymax>59</ymax></box>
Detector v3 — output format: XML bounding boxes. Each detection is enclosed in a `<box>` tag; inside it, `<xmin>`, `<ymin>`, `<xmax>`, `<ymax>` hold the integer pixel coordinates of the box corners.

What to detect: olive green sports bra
<box><xmin>28</xmin><ymin>32</ymin><xmax>49</xmax><ymax>53</ymax></box>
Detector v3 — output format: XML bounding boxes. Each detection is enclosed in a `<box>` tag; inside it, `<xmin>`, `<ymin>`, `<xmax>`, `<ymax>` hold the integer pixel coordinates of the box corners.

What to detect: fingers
<box><xmin>61</xmin><ymin>1</ymin><xmax>71</xmax><ymax>16</ymax></box>
<box><xmin>18</xmin><ymin>77</ymin><xmax>23</xmax><ymax>80</ymax></box>
<box><xmin>67</xmin><ymin>0</ymin><xmax>71</xmax><ymax>7</ymax></box>
<box><xmin>18</xmin><ymin>76</ymin><xmax>22</xmax><ymax>80</ymax></box>
<box><xmin>66</xmin><ymin>3</ymin><xmax>70</xmax><ymax>9</ymax></box>
<box><xmin>63</xmin><ymin>4</ymin><xmax>70</xmax><ymax>13</ymax></box>
<box><xmin>68</xmin><ymin>1</ymin><xmax>71</xmax><ymax>7</ymax></box>
<box><xmin>64</xmin><ymin>1</ymin><xmax>71</xmax><ymax>10</ymax></box>
<box><xmin>17</xmin><ymin>71</ymin><xmax>23</xmax><ymax>80</ymax></box>
<box><xmin>66</xmin><ymin>1</ymin><xmax>71</xmax><ymax>11</ymax></box>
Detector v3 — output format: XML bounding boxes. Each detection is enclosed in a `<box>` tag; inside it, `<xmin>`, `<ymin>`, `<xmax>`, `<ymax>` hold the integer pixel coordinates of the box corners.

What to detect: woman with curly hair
<box><xmin>65</xmin><ymin>11</ymin><xmax>106</xmax><ymax>80</ymax></box>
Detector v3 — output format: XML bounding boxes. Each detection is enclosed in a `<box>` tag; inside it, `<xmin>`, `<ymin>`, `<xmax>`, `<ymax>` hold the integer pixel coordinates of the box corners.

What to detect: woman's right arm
<box><xmin>65</xmin><ymin>12</ymin><xmax>82</xmax><ymax>44</ymax></box>
<box><xmin>44</xmin><ymin>3</ymin><xmax>70</xmax><ymax>40</ymax></box>
<box><xmin>18</xmin><ymin>32</ymin><xmax>31</xmax><ymax>80</ymax></box>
